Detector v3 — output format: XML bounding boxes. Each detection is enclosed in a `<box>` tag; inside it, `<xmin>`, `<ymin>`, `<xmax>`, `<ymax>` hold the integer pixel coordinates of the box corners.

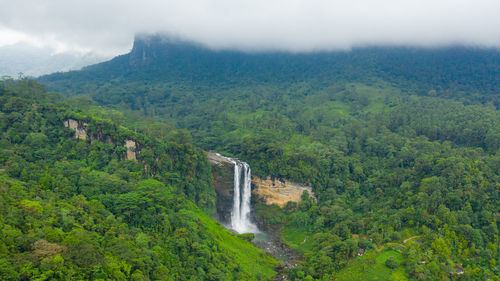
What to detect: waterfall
<box><xmin>216</xmin><ymin>154</ymin><xmax>259</xmax><ymax>233</ymax></box>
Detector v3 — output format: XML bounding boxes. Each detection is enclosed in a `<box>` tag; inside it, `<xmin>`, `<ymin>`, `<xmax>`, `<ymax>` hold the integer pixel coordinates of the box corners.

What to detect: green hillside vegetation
<box><xmin>335</xmin><ymin>249</ymin><xmax>407</xmax><ymax>281</ymax></box>
<box><xmin>37</xmin><ymin>39</ymin><xmax>500</xmax><ymax>280</ymax></box>
<box><xmin>0</xmin><ymin>78</ymin><xmax>278</xmax><ymax>280</ymax></box>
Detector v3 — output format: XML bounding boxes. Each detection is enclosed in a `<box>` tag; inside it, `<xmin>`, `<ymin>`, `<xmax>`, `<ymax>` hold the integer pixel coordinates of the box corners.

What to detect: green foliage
<box><xmin>385</xmin><ymin>257</ymin><xmax>399</xmax><ymax>269</ymax></box>
<box><xmin>0</xmin><ymin>79</ymin><xmax>277</xmax><ymax>280</ymax></box>
<box><xmin>0</xmin><ymin>258</ymin><xmax>19</xmax><ymax>281</ymax></box>
<box><xmin>238</xmin><ymin>233</ymin><xmax>255</xmax><ymax>242</ymax></box>
<box><xmin>28</xmin><ymin>42</ymin><xmax>500</xmax><ymax>280</ymax></box>
<box><xmin>40</xmin><ymin>41</ymin><xmax>500</xmax><ymax>108</ymax></box>
<box><xmin>335</xmin><ymin>249</ymin><xmax>407</xmax><ymax>281</ymax></box>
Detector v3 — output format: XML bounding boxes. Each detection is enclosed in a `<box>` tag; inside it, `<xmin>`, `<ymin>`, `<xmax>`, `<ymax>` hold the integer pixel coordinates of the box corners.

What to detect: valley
<box><xmin>0</xmin><ymin>34</ymin><xmax>498</xmax><ymax>280</ymax></box>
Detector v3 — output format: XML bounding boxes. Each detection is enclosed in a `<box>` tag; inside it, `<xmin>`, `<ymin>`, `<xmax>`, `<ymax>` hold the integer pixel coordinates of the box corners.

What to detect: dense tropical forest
<box><xmin>1</xmin><ymin>35</ymin><xmax>498</xmax><ymax>280</ymax></box>
<box><xmin>0</xmin><ymin>78</ymin><xmax>278</xmax><ymax>280</ymax></box>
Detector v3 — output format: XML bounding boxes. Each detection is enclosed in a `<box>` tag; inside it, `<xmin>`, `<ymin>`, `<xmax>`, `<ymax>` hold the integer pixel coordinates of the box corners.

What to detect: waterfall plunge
<box><xmin>217</xmin><ymin>154</ymin><xmax>259</xmax><ymax>234</ymax></box>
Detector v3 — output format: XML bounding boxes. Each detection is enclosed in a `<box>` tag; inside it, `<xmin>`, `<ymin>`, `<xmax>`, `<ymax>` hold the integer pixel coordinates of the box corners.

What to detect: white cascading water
<box><xmin>231</xmin><ymin>161</ymin><xmax>241</xmax><ymax>229</ymax></box>
<box><xmin>216</xmin><ymin>154</ymin><xmax>259</xmax><ymax>233</ymax></box>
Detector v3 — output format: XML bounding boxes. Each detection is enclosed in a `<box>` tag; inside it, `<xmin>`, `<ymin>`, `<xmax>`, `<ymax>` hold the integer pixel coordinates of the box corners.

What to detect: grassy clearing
<box><xmin>281</xmin><ymin>226</ymin><xmax>315</xmax><ymax>254</ymax></box>
<box><xmin>335</xmin><ymin>248</ymin><xmax>408</xmax><ymax>281</ymax></box>
<box><xmin>193</xmin><ymin>206</ymin><xmax>279</xmax><ymax>280</ymax></box>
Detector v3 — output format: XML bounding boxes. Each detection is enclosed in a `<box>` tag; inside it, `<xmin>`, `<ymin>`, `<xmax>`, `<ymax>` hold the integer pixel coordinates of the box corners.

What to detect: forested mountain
<box><xmin>40</xmin><ymin>35</ymin><xmax>500</xmax><ymax>107</ymax></box>
<box><xmin>0</xmin><ymin>78</ymin><xmax>277</xmax><ymax>280</ymax></box>
<box><xmin>26</xmin><ymin>35</ymin><xmax>500</xmax><ymax>280</ymax></box>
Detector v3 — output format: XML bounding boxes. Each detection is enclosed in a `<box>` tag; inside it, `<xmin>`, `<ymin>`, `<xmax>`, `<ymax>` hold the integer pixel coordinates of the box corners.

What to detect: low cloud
<box><xmin>1</xmin><ymin>0</ymin><xmax>500</xmax><ymax>56</ymax></box>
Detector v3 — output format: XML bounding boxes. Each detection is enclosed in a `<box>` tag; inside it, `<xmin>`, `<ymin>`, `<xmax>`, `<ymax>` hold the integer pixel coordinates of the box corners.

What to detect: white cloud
<box><xmin>0</xmin><ymin>0</ymin><xmax>500</xmax><ymax>56</ymax></box>
<box><xmin>0</xmin><ymin>27</ymin><xmax>93</xmax><ymax>55</ymax></box>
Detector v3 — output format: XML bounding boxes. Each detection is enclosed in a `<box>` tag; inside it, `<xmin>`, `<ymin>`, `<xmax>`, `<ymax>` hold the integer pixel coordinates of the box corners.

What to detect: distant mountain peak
<box><xmin>129</xmin><ymin>34</ymin><xmax>161</xmax><ymax>67</ymax></box>
<box><xmin>128</xmin><ymin>34</ymin><xmax>205</xmax><ymax>67</ymax></box>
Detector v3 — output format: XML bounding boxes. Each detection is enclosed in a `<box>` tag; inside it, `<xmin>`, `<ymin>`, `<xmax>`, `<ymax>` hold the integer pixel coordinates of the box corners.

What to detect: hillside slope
<box><xmin>0</xmin><ymin>78</ymin><xmax>278</xmax><ymax>280</ymax></box>
<box><xmin>40</xmin><ymin>35</ymin><xmax>500</xmax><ymax>107</ymax></box>
<box><xmin>35</xmin><ymin>36</ymin><xmax>500</xmax><ymax>280</ymax></box>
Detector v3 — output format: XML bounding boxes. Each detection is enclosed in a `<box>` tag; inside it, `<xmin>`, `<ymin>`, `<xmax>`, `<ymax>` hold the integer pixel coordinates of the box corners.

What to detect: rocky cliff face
<box><xmin>124</xmin><ymin>140</ymin><xmax>137</xmax><ymax>161</ymax></box>
<box><xmin>252</xmin><ymin>177</ymin><xmax>314</xmax><ymax>207</ymax></box>
<box><xmin>207</xmin><ymin>152</ymin><xmax>315</xmax><ymax>225</ymax></box>
<box><xmin>63</xmin><ymin>119</ymin><xmax>88</xmax><ymax>140</ymax></box>
<box><xmin>129</xmin><ymin>34</ymin><xmax>159</xmax><ymax>67</ymax></box>
<box><xmin>64</xmin><ymin>119</ymin><xmax>139</xmax><ymax>161</ymax></box>
<box><xmin>207</xmin><ymin>152</ymin><xmax>235</xmax><ymax>225</ymax></box>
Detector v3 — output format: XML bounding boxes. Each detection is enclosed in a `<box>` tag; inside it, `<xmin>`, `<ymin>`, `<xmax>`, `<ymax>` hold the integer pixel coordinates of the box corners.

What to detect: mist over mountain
<box><xmin>4</xmin><ymin>1</ymin><xmax>500</xmax><ymax>55</ymax></box>
<box><xmin>0</xmin><ymin>43</ymin><xmax>107</xmax><ymax>77</ymax></box>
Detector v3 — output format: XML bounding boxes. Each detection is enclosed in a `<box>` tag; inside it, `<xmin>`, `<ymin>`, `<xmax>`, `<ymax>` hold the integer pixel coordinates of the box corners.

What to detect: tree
<box><xmin>385</xmin><ymin>257</ymin><xmax>399</xmax><ymax>269</ymax></box>
<box><xmin>431</xmin><ymin>238</ymin><xmax>451</xmax><ymax>261</ymax></box>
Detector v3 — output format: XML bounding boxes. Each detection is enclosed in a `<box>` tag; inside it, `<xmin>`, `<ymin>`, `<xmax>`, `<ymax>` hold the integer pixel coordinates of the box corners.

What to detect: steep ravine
<box><xmin>207</xmin><ymin>152</ymin><xmax>312</xmax><ymax>270</ymax></box>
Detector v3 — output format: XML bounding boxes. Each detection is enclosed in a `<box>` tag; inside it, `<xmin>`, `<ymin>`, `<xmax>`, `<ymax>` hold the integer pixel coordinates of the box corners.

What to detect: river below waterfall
<box><xmin>253</xmin><ymin>230</ymin><xmax>301</xmax><ymax>268</ymax></box>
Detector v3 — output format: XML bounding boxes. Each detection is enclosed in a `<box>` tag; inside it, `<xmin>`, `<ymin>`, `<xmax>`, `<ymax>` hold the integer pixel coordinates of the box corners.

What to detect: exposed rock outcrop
<box><xmin>207</xmin><ymin>152</ymin><xmax>235</xmax><ymax>224</ymax></box>
<box><xmin>63</xmin><ymin>119</ymin><xmax>88</xmax><ymax>140</ymax></box>
<box><xmin>207</xmin><ymin>152</ymin><xmax>234</xmax><ymax>167</ymax></box>
<box><xmin>252</xmin><ymin>177</ymin><xmax>314</xmax><ymax>207</ymax></box>
<box><xmin>129</xmin><ymin>34</ymin><xmax>159</xmax><ymax>67</ymax></box>
<box><xmin>124</xmin><ymin>140</ymin><xmax>137</xmax><ymax>161</ymax></box>
<box><xmin>207</xmin><ymin>152</ymin><xmax>315</xmax><ymax>216</ymax></box>
<box><xmin>64</xmin><ymin>119</ymin><xmax>140</xmax><ymax>162</ymax></box>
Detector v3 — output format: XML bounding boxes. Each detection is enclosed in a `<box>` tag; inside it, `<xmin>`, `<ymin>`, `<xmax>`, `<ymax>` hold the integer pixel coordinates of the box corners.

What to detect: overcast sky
<box><xmin>1</xmin><ymin>0</ymin><xmax>500</xmax><ymax>56</ymax></box>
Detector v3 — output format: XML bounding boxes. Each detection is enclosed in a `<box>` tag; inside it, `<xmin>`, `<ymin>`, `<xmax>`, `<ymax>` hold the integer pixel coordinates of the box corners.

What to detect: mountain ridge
<box><xmin>10</xmin><ymin>34</ymin><xmax>500</xmax><ymax>280</ymax></box>
<box><xmin>39</xmin><ymin>34</ymin><xmax>500</xmax><ymax>107</ymax></box>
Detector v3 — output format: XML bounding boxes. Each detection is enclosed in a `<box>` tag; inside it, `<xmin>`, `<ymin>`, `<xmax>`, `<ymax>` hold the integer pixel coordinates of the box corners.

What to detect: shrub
<box><xmin>385</xmin><ymin>257</ymin><xmax>399</xmax><ymax>269</ymax></box>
